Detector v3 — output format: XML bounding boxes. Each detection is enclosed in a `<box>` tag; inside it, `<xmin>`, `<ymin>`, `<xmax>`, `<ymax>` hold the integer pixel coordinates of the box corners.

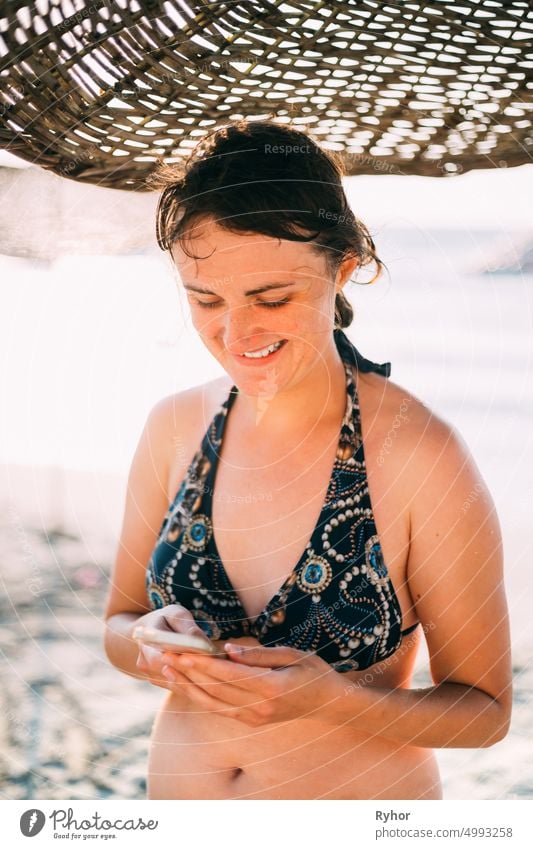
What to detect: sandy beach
<box><xmin>0</xmin><ymin>465</ymin><xmax>153</xmax><ymax>799</ymax></box>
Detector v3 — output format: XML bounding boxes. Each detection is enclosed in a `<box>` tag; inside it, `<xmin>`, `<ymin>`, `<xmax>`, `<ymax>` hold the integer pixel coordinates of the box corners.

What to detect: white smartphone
<box><xmin>133</xmin><ymin>625</ymin><xmax>228</xmax><ymax>658</ymax></box>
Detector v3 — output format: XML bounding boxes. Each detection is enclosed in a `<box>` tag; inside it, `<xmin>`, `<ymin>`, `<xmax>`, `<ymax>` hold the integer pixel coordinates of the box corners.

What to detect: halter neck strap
<box><xmin>333</xmin><ymin>328</ymin><xmax>391</xmax><ymax>378</ymax></box>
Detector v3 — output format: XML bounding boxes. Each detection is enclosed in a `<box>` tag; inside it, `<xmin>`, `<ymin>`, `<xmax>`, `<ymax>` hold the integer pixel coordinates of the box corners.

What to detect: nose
<box><xmin>222</xmin><ymin>303</ymin><xmax>262</xmax><ymax>352</ymax></box>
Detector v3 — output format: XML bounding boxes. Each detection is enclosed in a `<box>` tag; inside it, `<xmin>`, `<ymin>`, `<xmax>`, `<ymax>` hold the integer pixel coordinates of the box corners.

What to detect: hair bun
<box><xmin>334</xmin><ymin>291</ymin><xmax>354</xmax><ymax>329</ymax></box>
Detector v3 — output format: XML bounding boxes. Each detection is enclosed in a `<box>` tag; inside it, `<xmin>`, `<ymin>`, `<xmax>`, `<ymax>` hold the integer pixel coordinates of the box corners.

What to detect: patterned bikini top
<box><xmin>146</xmin><ymin>328</ymin><xmax>419</xmax><ymax>673</ymax></box>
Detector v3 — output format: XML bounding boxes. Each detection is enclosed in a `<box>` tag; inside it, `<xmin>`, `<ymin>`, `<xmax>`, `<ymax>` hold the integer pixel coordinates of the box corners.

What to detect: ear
<box><xmin>335</xmin><ymin>256</ymin><xmax>359</xmax><ymax>293</ymax></box>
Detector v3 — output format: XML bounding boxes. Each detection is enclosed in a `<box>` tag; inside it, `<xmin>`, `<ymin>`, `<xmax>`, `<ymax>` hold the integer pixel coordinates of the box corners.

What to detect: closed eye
<box><xmin>258</xmin><ymin>299</ymin><xmax>290</xmax><ymax>309</ymax></box>
<box><xmin>192</xmin><ymin>299</ymin><xmax>290</xmax><ymax>309</ymax></box>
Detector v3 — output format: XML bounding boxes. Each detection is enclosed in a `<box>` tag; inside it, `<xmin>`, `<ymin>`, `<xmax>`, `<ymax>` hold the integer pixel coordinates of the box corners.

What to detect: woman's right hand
<box><xmin>132</xmin><ymin>603</ymin><xmax>215</xmax><ymax>691</ymax></box>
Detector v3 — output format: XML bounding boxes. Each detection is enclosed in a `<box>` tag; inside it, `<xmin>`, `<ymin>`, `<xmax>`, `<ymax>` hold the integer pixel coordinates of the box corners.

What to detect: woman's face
<box><xmin>171</xmin><ymin>218</ymin><xmax>355</xmax><ymax>395</ymax></box>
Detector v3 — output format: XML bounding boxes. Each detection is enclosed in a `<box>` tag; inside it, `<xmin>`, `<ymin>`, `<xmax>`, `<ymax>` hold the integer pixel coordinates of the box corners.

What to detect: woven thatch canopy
<box><xmin>0</xmin><ymin>0</ymin><xmax>531</xmax><ymax>191</ymax></box>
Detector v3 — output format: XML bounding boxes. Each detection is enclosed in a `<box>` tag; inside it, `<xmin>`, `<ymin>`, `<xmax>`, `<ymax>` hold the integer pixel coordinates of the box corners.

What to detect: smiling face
<box><xmin>171</xmin><ymin>218</ymin><xmax>356</xmax><ymax>396</ymax></box>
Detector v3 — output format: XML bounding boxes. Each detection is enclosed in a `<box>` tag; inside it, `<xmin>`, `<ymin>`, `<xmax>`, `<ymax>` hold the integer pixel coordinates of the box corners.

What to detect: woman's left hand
<box><xmin>160</xmin><ymin>640</ymin><xmax>342</xmax><ymax>726</ymax></box>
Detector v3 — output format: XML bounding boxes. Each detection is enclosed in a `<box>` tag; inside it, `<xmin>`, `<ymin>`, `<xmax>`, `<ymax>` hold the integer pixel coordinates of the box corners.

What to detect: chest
<box><xmin>209</xmin><ymin>433</ymin><xmax>341</xmax><ymax>622</ymax></box>
<box><xmin>166</xmin><ymin>389</ymin><xmax>412</xmax><ymax>627</ymax></box>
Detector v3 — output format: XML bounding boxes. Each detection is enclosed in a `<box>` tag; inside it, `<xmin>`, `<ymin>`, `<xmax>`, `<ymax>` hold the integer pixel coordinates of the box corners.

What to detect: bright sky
<box><xmin>345</xmin><ymin>162</ymin><xmax>532</xmax><ymax>232</ymax></box>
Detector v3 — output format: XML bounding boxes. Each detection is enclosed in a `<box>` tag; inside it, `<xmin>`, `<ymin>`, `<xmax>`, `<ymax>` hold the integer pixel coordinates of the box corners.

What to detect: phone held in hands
<box><xmin>132</xmin><ymin>625</ymin><xmax>228</xmax><ymax>658</ymax></box>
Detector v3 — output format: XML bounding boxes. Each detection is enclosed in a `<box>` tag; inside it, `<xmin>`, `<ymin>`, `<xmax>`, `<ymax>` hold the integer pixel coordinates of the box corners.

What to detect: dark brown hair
<box><xmin>146</xmin><ymin>119</ymin><xmax>386</xmax><ymax>329</ymax></box>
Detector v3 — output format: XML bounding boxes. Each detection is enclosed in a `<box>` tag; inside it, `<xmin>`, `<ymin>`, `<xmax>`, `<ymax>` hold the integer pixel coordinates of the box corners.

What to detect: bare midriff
<box><xmin>147</xmin><ymin>633</ymin><xmax>443</xmax><ymax>800</ymax></box>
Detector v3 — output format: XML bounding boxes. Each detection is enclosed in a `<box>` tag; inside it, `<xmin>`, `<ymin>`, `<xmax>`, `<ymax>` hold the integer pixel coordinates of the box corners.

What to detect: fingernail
<box><xmin>140</xmin><ymin>645</ymin><xmax>163</xmax><ymax>664</ymax></box>
<box><xmin>225</xmin><ymin>642</ymin><xmax>243</xmax><ymax>653</ymax></box>
<box><xmin>162</xmin><ymin>665</ymin><xmax>176</xmax><ymax>681</ymax></box>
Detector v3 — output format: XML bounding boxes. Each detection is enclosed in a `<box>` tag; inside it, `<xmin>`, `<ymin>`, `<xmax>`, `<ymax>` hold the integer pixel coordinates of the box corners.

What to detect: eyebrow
<box><xmin>183</xmin><ymin>281</ymin><xmax>300</xmax><ymax>296</ymax></box>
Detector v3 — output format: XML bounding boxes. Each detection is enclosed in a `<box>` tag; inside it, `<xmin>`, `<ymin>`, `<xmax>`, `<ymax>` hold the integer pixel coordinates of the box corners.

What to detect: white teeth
<box><xmin>241</xmin><ymin>340</ymin><xmax>285</xmax><ymax>358</ymax></box>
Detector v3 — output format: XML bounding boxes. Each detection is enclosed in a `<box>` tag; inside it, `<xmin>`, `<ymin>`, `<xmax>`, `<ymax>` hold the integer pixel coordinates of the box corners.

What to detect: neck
<box><xmin>231</xmin><ymin>334</ymin><xmax>348</xmax><ymax>437</ymax></box>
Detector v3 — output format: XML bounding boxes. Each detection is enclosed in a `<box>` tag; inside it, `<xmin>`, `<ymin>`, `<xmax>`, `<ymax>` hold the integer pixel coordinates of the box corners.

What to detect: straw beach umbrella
<box><xmin>0</xmin><ymin>0</ymin><xmax>531</xmax><ymax>191</ymax></box>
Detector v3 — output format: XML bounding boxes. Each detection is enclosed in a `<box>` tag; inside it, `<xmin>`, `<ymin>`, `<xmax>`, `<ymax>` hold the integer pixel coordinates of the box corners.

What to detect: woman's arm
<box><xmin>103</xmin><ymin>394</ymin><xmax>174</xmax><ymax>682</ymax></box>
<box><xmin>103</xmin><ymin>389</ymin><xmax>239</xmax><ymax>687</ymax></box>
<box><xmin>105</xmin><ymin>611</ymin><xmax>148</xmax><ymax>680</ymax></box>
<box><xmin>326</xmin><ymin>675</ymin><xmax>509</xmax><ymax>749</ymax></box>
<box><xmin>323</xmin><ymin>417</ymin><xmax>513</xmax><ymax>747</ymax></box>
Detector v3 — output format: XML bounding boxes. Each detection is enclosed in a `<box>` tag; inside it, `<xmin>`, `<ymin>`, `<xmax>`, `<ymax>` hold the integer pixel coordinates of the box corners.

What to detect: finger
<box><xmin>167</xmin><ymin>663</ymin><xmax>264</xmax><ymax>709</ymax></box>
<box><xmin>224</xmin><ymin>643</ymin><xmax>307</xmax><ymax>668</ymax></box>
<box><xmin>146</xmin><ymin>667</ymin><xmax>187</xmax><ymax>690</ymax></box>
<box><xmin>162</xmin><ymin>665</ymin><xmax>241</xmax><ymax>716</ymax></box>
<box><xmin>136</xmin><ymin>649</ymin><xmax>164</xmax><ymax>676</ymax></box>
<box><xmin>162</xmin><ymin>652</ymin><xmax>272</xmax><ymax>691</ymax></box>
<box><xmin>162</xmin><ymin>604</ymin><xmax>207</xmax><ymax>639</ymax></box>
<box><xmin>139</xmin><ymin>645</ymin><xmax>165</xmax><ymax>666</ymax></box>
<box><xmin>160</xmin><ymin>666</ymin><xmax>200</xmax><ymax>692</ymax></box>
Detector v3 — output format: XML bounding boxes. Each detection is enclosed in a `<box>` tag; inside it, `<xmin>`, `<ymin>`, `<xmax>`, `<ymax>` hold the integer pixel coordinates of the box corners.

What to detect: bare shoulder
<box><xmin>148</xmin><ymin>375</ymin><xmax>233</xmax><ymax>492</ymax></box>
<box><xmin>356</xmin><ymin>367</ymin><xmax>452</xmax><ymax>445</ymax></box>
<box><xmin>151</xmin><ymin>374</ymin><xmax>232</xmax><ymax>435</ymax></box>
<box><xmin>355</xmin><ymin>368</ymin><xmax>473</xmax><ymax>495</ymax></box>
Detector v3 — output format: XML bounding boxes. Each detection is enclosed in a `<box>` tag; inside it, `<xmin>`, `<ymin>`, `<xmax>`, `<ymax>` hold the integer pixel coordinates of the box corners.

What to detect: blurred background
<box><xmin>1</xmin><ymin>150</ymin><xmax>532</xmax><ymax>799</ymax></box>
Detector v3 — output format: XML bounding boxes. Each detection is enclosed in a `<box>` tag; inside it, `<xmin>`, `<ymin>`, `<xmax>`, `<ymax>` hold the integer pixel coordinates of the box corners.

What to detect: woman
<box><xmin>104</xmin><ymin>120</ymin><xmax>512</xmax><ymax>800</ymax></box>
